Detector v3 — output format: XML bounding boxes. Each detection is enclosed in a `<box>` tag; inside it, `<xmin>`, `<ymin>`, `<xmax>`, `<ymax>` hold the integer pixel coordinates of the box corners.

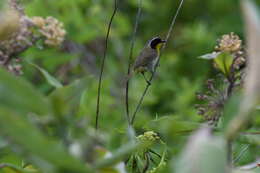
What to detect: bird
<box><xmin>129</xmin><ymin>37</ymin><xmax>166</xmax><ymax>84</ymax></box>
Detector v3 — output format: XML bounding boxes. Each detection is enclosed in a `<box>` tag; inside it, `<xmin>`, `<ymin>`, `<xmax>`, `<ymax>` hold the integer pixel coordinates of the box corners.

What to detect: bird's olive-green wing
<box><xmin>133</xmin><ymin>47</ymin><xmax>157</xmax><ymax>69</ymax></box>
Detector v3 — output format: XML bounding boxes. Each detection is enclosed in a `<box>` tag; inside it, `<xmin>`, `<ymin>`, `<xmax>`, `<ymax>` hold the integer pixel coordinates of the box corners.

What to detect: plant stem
<box><xmin>125</xmin><ymin>0</ymin><xmax>142</xmax><ymax>126</ymax></box>
<box><xmin>227</xmin><ymin>140</ymin><xmax>233</xmax><ymax>167</ymax></box>
<box><xmin>95</xmin><ymin>0</ymin><xmax>118</xmax><ymax>130</ymax></box>
<box><xmin>130</xmin><ymin>0</ymin><xmax>185</xmax><ymax>125</ymax></box>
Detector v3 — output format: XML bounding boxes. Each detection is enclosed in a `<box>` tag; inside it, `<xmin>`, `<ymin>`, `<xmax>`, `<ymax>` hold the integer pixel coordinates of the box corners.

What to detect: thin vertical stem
<box><xmin>125</xmin><ymin>0</ymin><xmax>143</xmax><ymax>125</ymax></box>
<box><xmin>131</xmin><ymin>0</ymin><xmax>185</xmax><ymax>125</ymax></box>
<box><xmin>227</xmin><ymin>140</ymin><xmax>233</xmax><ymax>167</ymax></box>
<box><xmin>95</xmin><ymin>0</ymin><xmax>118</xmax><ymax>130</ymax></box>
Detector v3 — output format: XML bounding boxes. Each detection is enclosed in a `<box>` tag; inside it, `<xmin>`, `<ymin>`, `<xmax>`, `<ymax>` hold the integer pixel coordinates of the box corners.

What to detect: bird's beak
<box><xmin>161</xmin><ymin>40</ymin><xmax>166</xmax><ymax>43</ymax></box>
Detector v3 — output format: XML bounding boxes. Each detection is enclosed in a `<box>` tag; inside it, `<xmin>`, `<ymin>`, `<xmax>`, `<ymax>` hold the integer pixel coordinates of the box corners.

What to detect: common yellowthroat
<box><xmin>129</xmin><ymin>37</ymin><xmax>166</xmax><ymax>84</ymax></box>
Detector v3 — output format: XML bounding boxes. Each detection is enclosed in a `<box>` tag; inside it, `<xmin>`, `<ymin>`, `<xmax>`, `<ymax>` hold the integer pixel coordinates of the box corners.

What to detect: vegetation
<box><xmin>0</xmin><ymin>0</ymin><xmax>260</xmax><ymax>173</ymax></box>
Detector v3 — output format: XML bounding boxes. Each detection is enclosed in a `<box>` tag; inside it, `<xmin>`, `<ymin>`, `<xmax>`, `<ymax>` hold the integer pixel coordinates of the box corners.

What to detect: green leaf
<box><xmin>146</xmin><ymin>116</ymin><xmax>200</xmax><ymax>136</ymax></box>
<box><xmin>221</xmin><ymin>93</ymin><xmax>241</xmax><ymax>131</ymax></box>
<box><xmin>149</xmin><ymin>147</ymin><xmax>167</xmax><ymax>173</ymax></box>
<box><xmin>94</xmin><ymin>141</ymin><xmax>149</xmax><ymax>170</ymax></box>
<box><xmin>78</xmin><ymin>89</ymin><xmax>88</xmax><ymax>117</ymax></box>
<box><xmin>27</xmin><ymin>62</ymin><xmax>63</xmax><ymax>88</ymax></box>
<box><xmin>214</xmin><ymin>52</ymin><xmax>233</xmax><ymax>76</ymax></box>
<box><xmin>0</xmin><ymin>107</ymin><xmax>91</xmax><ymax>173</ymax></box>
<box><xmin>0</xmin><ymin>163</ymin><xmax>30</xmax><ymax>173</ymax></box>
<box><xmin>0</xmin><ymin>68</ymin><xmax>51</xmax><ymax>115</ymax></box>
<box><xmin>199</xmin><ymin>52</ymin><xmax>234</xmax><ymax>76</ymax></box>
<box><xmin>48</xmin><ymin>77</ymin><xmax>88</xmax><ymax>117</ymax></box>
<box><xmin>174</xmin><ymin>128</ymin><xmax>227</xmax><ymax>173</ymax></box>
<box><xmin>198</xmin><ymin>52</ymin><xmax>221</xmax><ymax>60</ymax></box>
<box><xmin>23</xmin><ymin>164</ymin><xmax>41</xmax><ymax>173</ymax></box>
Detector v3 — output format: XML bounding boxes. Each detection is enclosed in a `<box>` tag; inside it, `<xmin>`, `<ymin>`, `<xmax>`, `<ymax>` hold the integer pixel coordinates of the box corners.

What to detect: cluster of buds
<box><xmin>133</xmin><ymin>131</ymin><xmax>163</xmax><ymax>172</ymax></box>
<box><xmin>0</xmin><ymin>15</ymin><xmax>35</xmax><ymax>62</ymax></box>
<box><xmin>137</xmin><ymin>131</ymin><xmax>160</xmax><ymax>143</ymax></box>
<box><xmin>6</xmin><ymin>58</ymin><xmax>23</xmax><ymax>75</ymax></box>
<box><xmin>215</xmin><ymin>32</ymin><xmax>242</xmax><ymax>52</ymax></box>
<box><xmin>196</xmin><ymin>33</ymin><xmax>246</xmax><ymax>126</ymax></box>
<box><xmin>0</xmin><ymin>0</ymin><xmax>66</xmax><ymax>74</ymax></box>
<box><xmin>31</xmin><ymin>16</ymin><xmax>66</xmax><ymax>47</ymax></box>
<box><xmin>195</xmin><ymin>79</ymin><xmax>226</xmax><ymax>126</ymax></box>
<box><xmin>215</xmin><ymin>32</ymin><xmax>246</xmax><ymax>70</ymax></box>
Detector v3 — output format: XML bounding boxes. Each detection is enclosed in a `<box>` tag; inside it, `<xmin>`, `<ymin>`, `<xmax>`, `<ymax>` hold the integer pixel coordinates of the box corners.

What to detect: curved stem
<box><xmin>125</xmin><ymin>0</ymin><xmax>143</xmax><ymax>126</ymax></box>
<box><xmin>131</xmin><ymin>0</ymin><xmax>185</xmax><ymax>125</ymax></box>
<box><xmin>95</xmin><ymin>0</ymin><xmax>118</xmax><ymax>130</ymax></box>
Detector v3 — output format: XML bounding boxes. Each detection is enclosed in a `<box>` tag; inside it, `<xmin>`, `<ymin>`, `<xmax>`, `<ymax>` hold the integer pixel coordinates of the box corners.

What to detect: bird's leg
<box><xmin>141</xmin><ymin>72</ymin><xmax>151</xmax><ymax>85</ymax></box>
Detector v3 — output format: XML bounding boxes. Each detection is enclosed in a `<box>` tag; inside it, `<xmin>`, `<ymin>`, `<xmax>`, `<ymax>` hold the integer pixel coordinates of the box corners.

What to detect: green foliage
<box><xmin>0</xmin><ymin>163</ymin><xmax>30</xmax><ymax>173</ymax></box>
<box><xmin>200</xmin><ymin>51</ymin><xmax>234</xmax><ymax>77</ymax></box>
<box><xmin>0</xmin><ymin>107</ymin><xmax>90</xmax><ymax>173</ymax></box>
<box><xmin>222</xmin><ymin>94</ymin><xmax>242</xmax><ymax>130</ymax></box>
<box><xmin>48</xmin><ymin>77</ymin><xmax>88</xmax><ymax>117</ymax></box>
<box><xmin>0</xmin><ymin>68</ymin><xmax>51</xmax><ymax>115</ymax></box>
<box><xmin>1</xmin><ymin>0</ymin><xmax>260</xmax><ymax>173</ymax></box>
<box><xmin>28</xmin><ymin>61</ymin><xmax>63</xmax><ymax>88</ymax></box>
<box><xmin>214</xmin><ymin>52</ymin><xmax>234</xmax><ymax>77</ymax></box>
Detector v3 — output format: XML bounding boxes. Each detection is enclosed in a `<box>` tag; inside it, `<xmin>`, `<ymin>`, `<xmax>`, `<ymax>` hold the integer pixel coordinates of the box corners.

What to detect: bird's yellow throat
<box><xmin>156</xmin><ymin>43</ymin><xmax>163</xmax><ymax>53</ymax></box>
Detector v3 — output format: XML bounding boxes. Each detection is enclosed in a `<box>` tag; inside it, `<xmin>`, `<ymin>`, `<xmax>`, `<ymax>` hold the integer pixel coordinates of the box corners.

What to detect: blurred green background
<box><xmin>21</xmin><ymin>0</ymin><xmax>257</xmax><ymax>162</ymax></box>
<box><xmin>1</xmin><ymin>0</ymin><xmax>260</xmax><ymax>172</ymax></box>
<box><xmin>21</xmin><ymin>0</ymin><xmax>245</xmax><ymax>133</ymax></box>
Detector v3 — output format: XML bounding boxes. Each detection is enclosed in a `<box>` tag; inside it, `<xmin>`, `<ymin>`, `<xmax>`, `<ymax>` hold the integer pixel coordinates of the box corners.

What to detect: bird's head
<box><xmin>149</xmin><ymin>37</ymin><xmax>166</xmax><ymax>50</ymax></box>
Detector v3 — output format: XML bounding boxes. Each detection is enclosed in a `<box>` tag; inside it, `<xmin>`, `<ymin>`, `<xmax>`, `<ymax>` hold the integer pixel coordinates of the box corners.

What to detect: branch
<box><xmin>130</xmin><ymin>0</ymin><xmax>185</xmax><ymax>125</ymax></box>
<box><xmin>95</xmin><ymin>0</ymin><xmax>118</xmax><ymax>130</ymax></box>
<box><xmin>125</xmin><ymin>0</ymin><xmax>143</xmax><ymax>126</ymax></box>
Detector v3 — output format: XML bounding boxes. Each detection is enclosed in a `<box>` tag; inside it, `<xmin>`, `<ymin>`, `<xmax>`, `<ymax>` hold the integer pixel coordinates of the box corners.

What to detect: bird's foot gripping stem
<box><xmin>141</xmin><ymin>72</ymin><xmax>151</xmax><ymax>85</ymax></box>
